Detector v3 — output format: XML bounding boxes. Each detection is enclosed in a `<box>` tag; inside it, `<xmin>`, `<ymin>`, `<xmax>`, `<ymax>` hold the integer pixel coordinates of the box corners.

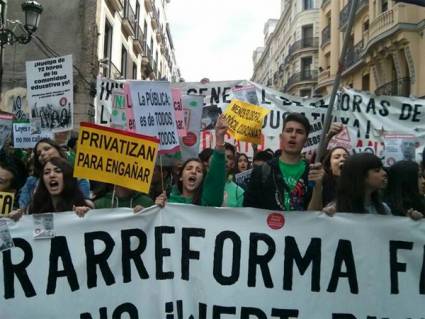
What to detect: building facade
<box><xmin>251</xmin><ymin>0</ymin><xmax>321</xmax><ymax>97</ymax></box>
<box><xmin>316</xmin><ymin>0</ymin><xmax>425</xmax><ymax>98</ymax></box>
<box><xmin>0</xmin><ymin>0</ymin><xmax>180</xmax><ymax>125</ymax></box>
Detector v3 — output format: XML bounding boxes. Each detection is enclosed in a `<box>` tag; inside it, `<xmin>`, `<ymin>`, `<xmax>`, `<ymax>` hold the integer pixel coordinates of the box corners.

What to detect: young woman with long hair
<box><xmin>153</xmin><ymin>115</ymin><xmax>228</xmax><ymax>208</ymax></box>
<box><xmin>321</xmin><ymin>146</ymin><xmax>349</xmax><ymax>207</ymax></box>
<box><xmin>9</xmin><ymin>157</ymin><xmax>92</xmax><ymax>220</ymax></box>
<box><xmin>335</xmin><ymin>153</ymin><xmax>390</xmax><ymax>215</ymax></box>
<box><xmin>29</xmin><ymin>157</ymin><xmax>92</xmax><ymax>215</ymax></box>
<box><xmin>18</xmin><ymin>138</ymin><xmax>90</xmax><ymax>208</ymax></box>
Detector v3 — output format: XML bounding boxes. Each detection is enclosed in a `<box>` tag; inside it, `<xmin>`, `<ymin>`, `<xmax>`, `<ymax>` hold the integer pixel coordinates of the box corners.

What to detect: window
<box><xmin>303</xmin><ymin>0</ymin><xmax>313</xmax><ymax>10</ymax></box>
<box><xmin>103</xmin><ymin>20</ymin><xmax>113</xmax><ymax>78</ymax></box>
<box><xmin>301</xmin><ymin>56</ymin><xmax>313</xmax><ymax>79</ymax></box>
<box><xmin>103</xmin><ymin>20</ymin><xmax>113</xmax><ymax>61</ymax></box>
<box><xmin>300</xmin><ymin>88</ymin><xmax>312</xmax><ymax>97</ymax></box>
<box><xmin>363</xmin><ymin>19</ymin><xmax>369</xmax><ymax>32</ymax></box>
<box><xmin>302</xmin><ymin>24</ymin><xmax>314</xmax><ymax>47</ymax></box>
<box><xmin>362</xmin><ymin>74</ymin><xmax>370</xmax><ymax>91</ymax></box>
<box><xmin>133</xmin><ymin>62</ymin><xmax>138</xmax><ymax>79</ymax></box>
<box><xmin>121</xmin><ymin>45</ymin><xmax>128</xmax><ymax>78</ymax></box>
<box><xmin>135</xmin><ymin>1</ymin><xmax>140</xmax><ymax>26</ymax></box>
<box><xmin>143</xmin><ymin>21</ymin><xmax>148</xmax><ymax>41</ymax></box>
<box><xmin>381</xmin><ymin>0</ymin><xmax>388</xmax><ymax>12</ymax></box>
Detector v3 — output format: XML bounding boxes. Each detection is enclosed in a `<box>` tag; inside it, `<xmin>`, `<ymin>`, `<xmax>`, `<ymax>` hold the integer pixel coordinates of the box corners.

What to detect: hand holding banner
<box><xmin>223</xmin><ymin>99</ymin><xmax>270</xmax><ymax>144</ymax></box>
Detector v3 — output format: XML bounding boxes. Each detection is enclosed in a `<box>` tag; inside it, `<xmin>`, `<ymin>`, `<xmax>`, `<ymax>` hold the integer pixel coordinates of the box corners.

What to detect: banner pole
<box><xmin>160</xmin><ymin>154</ymin><xmax>164</xmax><ymax>192</ymax></box>
<box><xmin>315</xmin><ymin>0</ymin><xmax>359</xmax><ymax>163</ymax></box>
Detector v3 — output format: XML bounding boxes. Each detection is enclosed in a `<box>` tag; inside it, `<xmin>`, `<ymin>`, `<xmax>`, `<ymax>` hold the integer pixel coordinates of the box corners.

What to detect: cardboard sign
<box><xmin>12</xmin><ymin>122</ymin><xmax>53</xmax><ymax>149</ymax></box>
<box><xmin>0</xmin><ymin>192</ymin><xmax>14</xmax><ymax>215</ymax></box>
<box><xmin>171</xmin><ymin>88</ymin><xmax>187</xmax><ymax>137</ymax></box>
<box><xmin>0</xmin><ymin>114</ymin><xmax>13</xmax><ymax>150</ymax></box>
<box><xmin>223</xmin><ymin>99</ymin><xmax>270</xmax><ymax>144</ymax></box>
<box><xmin>74</xmin><ymin>123</ymin><xmax>159</xmax><ymax>193</ymax></box>
<box><xmin>127</xmin><ymin>81</ymin><xmax>180</xmax><ymax>154</ymax></box>
<box><xmin>26</xmin><ymin>55</ymin><xmax>74</xmax><ymax>133</ymax></box>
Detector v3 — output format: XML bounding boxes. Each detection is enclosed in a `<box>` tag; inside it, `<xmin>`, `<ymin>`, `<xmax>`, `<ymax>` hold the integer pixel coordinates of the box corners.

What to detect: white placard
<box><xmin>127</xmin><ymin>80</ymin><xmax>179</xmax><ymax>154</ymax></box>
<box><xmin>12</xmin><ymin>122</ymin><xmax>53</xmax><ymax>148</ymax></box>
<box><xmin>26</xmin><ymin>55</ymin><xmax>73</xmax><ymax>132</ymax></box>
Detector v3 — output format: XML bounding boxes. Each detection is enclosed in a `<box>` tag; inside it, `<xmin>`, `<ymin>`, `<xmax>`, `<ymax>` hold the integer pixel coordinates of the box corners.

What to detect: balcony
<box><xmin>367</xmin><ymin>4</ymin><xmax>422</xmax><ymax>45</ymax></box>
<box><xmin>105</xmin><ymin>0</ymin><xmax>124</xmax><ymax>14</ymax></box>
<box><xmin>156</xmin><ymin>30</ymin><xmax>162</xmax><ymax>43</ymax></box>
<box><xmin>144</xmin><ymin>0</ymin><xmax>153</xmax><ymax>12</ymax></box>
<box><xmin>133</xmin><ymin>27</ymin><xmax>144</xmax><ymax>55</ymax></box>
<box><xmin>122</xmin><ymin>0</ymin><xmax>136</xmax><ymax>37</ymax></box>
<box><xmin>321</xmin><ymin>25</ymin><xmax>331</xmax><ymax>47</ymax></box>
<box><xmin>343</xmin><ymin>39</ymin><xmax>364</xmax><ymax>71</ymax></box>
<box><xmin>288</xmin><ymin>37</ymin><xmax>319</xmax><ymax>56</ymax></box>
<box><xmin>375</xmin><ymin>77</ymin><xmax>410</xmax><ymax>97</ymax></box>
<box><xmin>150</xmin><ymin>9</ymin><xmax>159</xmax><ymax>30</ymax></box>
<box><xmin>318</xmin><ymin>68</ymin><xmax>331</xmax><ymax>83</ymax></box>
<box><xmin>339</xmin><ymin>0</ymin><xmax>369</xmax><ymax>30</ymax></box>
<box><xmin>284</xmin><ymin>70</ymin><xmax>318</xmax><ymax>92</ymax></box>
<box><xmin>101</xmin><ymin>61</ymin><xmax>121</xmax><ymax>80</ymax></box>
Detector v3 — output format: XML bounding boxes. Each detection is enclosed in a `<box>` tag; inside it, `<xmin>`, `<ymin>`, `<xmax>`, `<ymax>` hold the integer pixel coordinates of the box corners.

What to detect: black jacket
<box><xmin>243</xmin><ymin>157</ymin><xmax>312</xmax><ymax>211</ymax></box>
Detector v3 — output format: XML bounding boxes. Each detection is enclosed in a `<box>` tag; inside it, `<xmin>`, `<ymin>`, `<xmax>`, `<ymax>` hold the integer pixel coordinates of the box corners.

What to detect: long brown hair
<box><xmin>29</xmin><ymin>157</ymin><xmax>86</xmax><ymax>214</ymax></box>
<box><xmin>177</xmin><ymin>158</ymin><xmax>205</xmax><ymax>205</ymax></box>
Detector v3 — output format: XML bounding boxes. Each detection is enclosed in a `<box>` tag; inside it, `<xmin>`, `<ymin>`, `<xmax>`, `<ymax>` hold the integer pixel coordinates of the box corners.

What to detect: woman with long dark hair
<box><xmin>384</xmin><ymin>160</ymin><xmax>424</xmax><ymax>220</ymax></box>
<box><xmin>336</xmin><ymin>153</ymin><xmax>390</xmax><ymax>214</ymax></box>
<box><xmin>321</xmin><ymin>146</ymin><xmax>349</xmax><ymax>206</ymax></box>
<box><xmin>18</xmin><ymin>138</ymin><xmax>90</xmax><ymax>208</ymax></box>
<box><xmin>9</xmin><ymin>157</ymin><xmax>92</xmax><ymax>220</ymax></box>
<box><xmin>152</xmin><ymin>115</ymin><xmax>228</xmax><ymax>208</ymax></box>
<box><xmin>29</xmin><ymin>157</ymin><xmax>91</xmax><ymax>214</ymax></box>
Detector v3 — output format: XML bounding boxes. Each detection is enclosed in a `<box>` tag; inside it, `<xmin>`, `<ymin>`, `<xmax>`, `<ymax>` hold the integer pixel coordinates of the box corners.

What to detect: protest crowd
<box><xmin>1</xmin><ymin>110</ymin><xmax>424</xmax><ymax>221</ymax></box>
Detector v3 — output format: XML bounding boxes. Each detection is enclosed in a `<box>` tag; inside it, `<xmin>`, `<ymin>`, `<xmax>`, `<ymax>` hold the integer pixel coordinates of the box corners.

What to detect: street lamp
<box><xmin>0</xmin><ymin>0</ymin><xmax>43</xmax><ymax>46</ymax></box>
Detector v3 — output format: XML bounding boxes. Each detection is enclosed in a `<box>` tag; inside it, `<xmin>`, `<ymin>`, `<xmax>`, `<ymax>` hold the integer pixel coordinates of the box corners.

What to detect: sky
<box><xmin>166</xmin><ymin>0</ymin><xmax>281</xmax><ymax>82</ymax></box>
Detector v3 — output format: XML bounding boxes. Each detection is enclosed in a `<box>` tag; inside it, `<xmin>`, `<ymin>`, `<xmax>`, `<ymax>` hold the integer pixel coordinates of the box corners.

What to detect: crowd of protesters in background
<box><xmin>1</xmin><ymin>112</ymin><xmax>424</xmax><ymax>221</ymax></box>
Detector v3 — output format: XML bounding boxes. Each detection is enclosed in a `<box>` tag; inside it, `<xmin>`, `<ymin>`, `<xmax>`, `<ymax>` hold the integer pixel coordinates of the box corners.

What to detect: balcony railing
<box><xmin>343</xmin><ymin>39</ymin><xmax>364</xmax><ymax>70</ymax></box>
<box><xmin>318</xmin><ymin>68</ymin><xmax>330</xmax><ymax>83</ymax></box>
<box><xmin>368</xmin><ymin>2</ymin><xmax>419</xmax><ymax>43</ymax></box>
<box><xmin>288</xmin><ymin>37</ymin><xmax>319</xmax><ymax>56</ymax></box>
<box><xmin>102</xmin><ymin>61</ymin><xmax>121</xmax><ymax>79</ymax></box>
<box><xmin>144</xmin><ymin>0</ymin><xmax>153</xmax><ymax>12</ymax></box>
<box><xmin>339</xmin><ymin>0</ymin><xmax>369</xmax><ymax>30</ymax></box>
<box><xmin>321</xmin><ymin>25</ymin><xmax>331</xmax><ymax>47</ymax></box>
<box><xmin>375</xmin><ymin>77</ymin><xmax>411</xmax><ymax>97</ymax></box>
<box><xmin>133</xmin><ymin>26</ymin><xmax>144</xmax><ymax>55</ymax></box>
<box><xmin>105</xmin><ymin>0</ymin><xmax>124</xmax><ymax>13</ymax></box>
<box><xmin>284</xmin><ymin>70</ymin><xmax>318</xmax><ymax>92</ymax></box>
<box><xmin>122</xmin><ymin>0</ymin><xmax>136</xmax><ymax>36</ymax></box>
<box><xmin>150</xmin><ymin>8</ymin><xmax>159</xmax><ymax>30</ymax></box>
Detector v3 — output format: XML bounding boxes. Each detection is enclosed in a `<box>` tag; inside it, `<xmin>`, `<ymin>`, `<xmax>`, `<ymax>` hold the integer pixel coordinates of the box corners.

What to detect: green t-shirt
<box><xmin>278</xmin><ymin>159</ymin><xmax>306</xmax><ymax>210</ymax></box>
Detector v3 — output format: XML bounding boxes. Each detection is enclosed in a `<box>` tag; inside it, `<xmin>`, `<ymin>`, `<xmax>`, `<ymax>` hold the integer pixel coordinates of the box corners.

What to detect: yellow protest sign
<box><xmin>0</xmin><ymin>192</ymin><xmax>14</xmax><ymax>215</ymax></box>
<box><xmin>74</xmin><ymin>123</ymin><xmax>159</xmax><ymax>194</ymax></box>
<box><xmin>223</xmin><ymin>99</ymin><xmax>270</xmax><ymax>144</ymax></box>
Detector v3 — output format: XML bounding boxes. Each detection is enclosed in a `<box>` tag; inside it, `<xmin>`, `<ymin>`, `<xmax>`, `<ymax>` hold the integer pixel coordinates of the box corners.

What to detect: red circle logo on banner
<box><xmin>183</xmin><ymin>132</ymin><xmax>197</xmax><ymax>147</ymax></box>
<box><xmin>267</xmin><ymin>213</ymin><xmax>285</xmax><ymax>230</ymax></box>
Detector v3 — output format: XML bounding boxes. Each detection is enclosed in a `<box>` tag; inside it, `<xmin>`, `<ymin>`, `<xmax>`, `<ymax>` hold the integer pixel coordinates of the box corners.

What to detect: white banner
<box><xmin>1</xmin><ymin>205</ymin><xmax>424</xmax><ymax>318</ymax></box>
<box><xmin>26</xmin><ymin>55</ymin><xmax>74</xmax><ymax>133</ymax></box>
<box><xmin>172</xmin><ymin>81</ymin><xmax>425</xmax><ymax>160</ymax></box>
<box><xmin>12</xmin><ymin>122</ymin><xmax>53</xmax><ymax>149</ymax></box>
